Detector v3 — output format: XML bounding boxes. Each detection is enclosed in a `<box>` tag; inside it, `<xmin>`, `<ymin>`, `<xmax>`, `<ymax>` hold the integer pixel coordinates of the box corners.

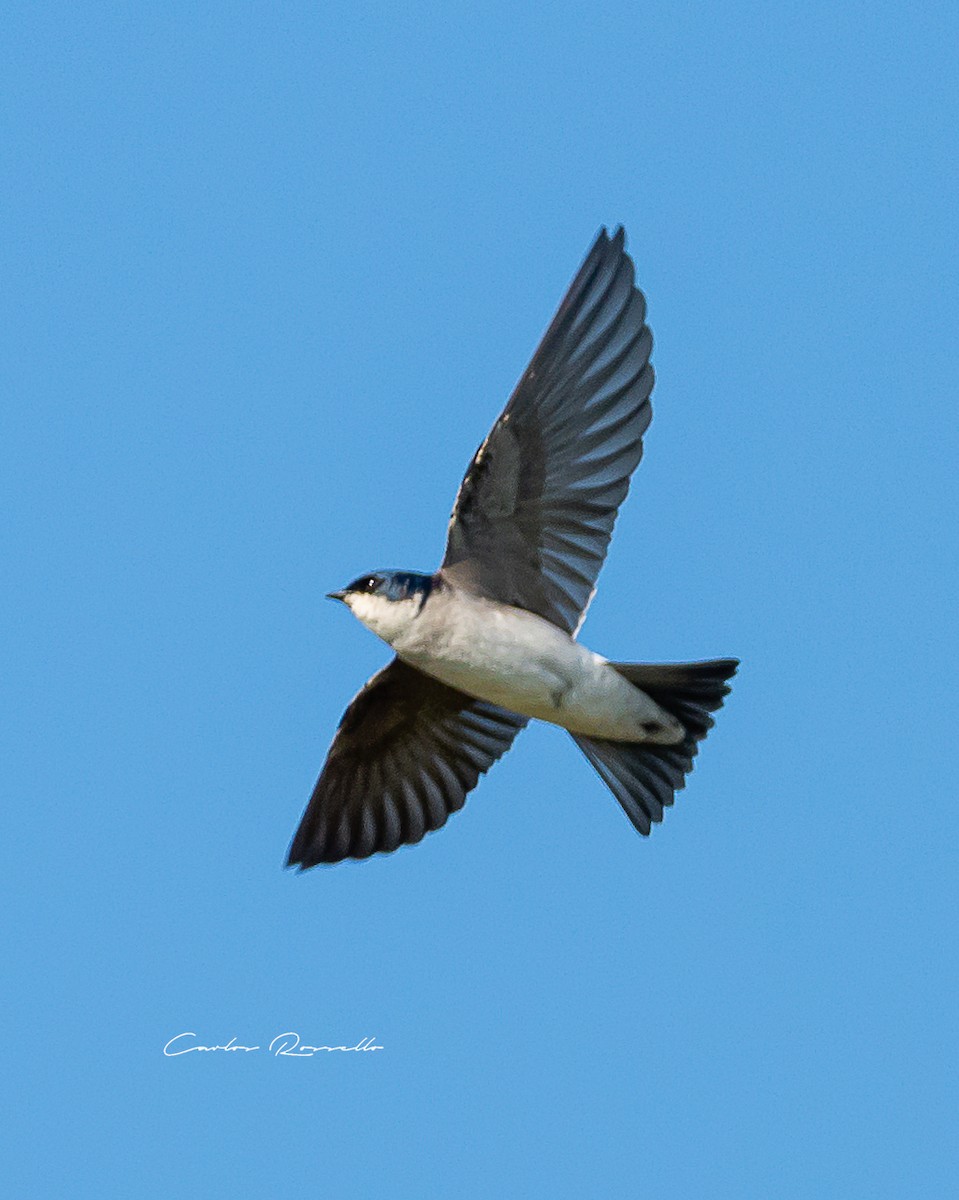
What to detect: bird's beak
<box><xmin>326</xmin><ymin>589</ymin><xmax>348</xmax><ymax>603</ymax></box>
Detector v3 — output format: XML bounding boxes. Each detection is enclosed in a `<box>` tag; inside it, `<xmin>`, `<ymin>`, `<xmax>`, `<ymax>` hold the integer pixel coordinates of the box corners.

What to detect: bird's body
<box><xmin>288</xmin><ymin>226</ymin><xmax>738</xmax><ymax>869</ymax></box>
<box><xmin>351</xmin><ymin>579</ymin><xmax>684</xmax><ymax>743</ymax></box>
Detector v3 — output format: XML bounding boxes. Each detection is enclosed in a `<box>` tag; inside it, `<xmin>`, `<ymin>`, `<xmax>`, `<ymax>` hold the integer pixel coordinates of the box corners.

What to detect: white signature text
<box><xmin>163</xmin><ymin>1032</ymin><xmax>383</xmax><ymax>1057</ymax></box>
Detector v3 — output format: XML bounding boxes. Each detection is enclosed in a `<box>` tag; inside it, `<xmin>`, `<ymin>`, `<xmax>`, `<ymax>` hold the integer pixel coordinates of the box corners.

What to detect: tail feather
<box><xmin>572</xmin><ymin>658</ymin><xmax>738</xmax><ymax>835</ymax></box>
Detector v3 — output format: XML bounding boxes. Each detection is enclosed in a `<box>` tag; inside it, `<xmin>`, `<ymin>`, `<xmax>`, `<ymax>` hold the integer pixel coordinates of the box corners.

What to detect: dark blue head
<box><xmin>327</xmin><ymin>571</ymin><xmax>436</xmax><ymax>605</ymax></box>
<box><xmin>327</xmin><ymin>570</ymin><xmax>438</xmax><ymax>644</ymax></box>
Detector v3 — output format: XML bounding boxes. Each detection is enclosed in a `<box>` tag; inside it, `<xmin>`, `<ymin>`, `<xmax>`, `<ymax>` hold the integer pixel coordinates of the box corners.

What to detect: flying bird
<box><xmin>288</xmin><ymin>227</ymin><xmax>737</xmax><ymax>869</ymax></box>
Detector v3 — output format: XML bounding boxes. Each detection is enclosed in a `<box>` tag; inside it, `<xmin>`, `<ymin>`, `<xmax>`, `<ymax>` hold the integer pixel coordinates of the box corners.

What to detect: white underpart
<box><xmin>346</xmin><ymin>585</ymin><xmax>683</xmax><ymax>744</ymax></box>
<box><xmin>572</xmin><ymin>585</ymin><xmax>597</xmax><ymax>638</ymax></box>
<box><xmin>345</xmin><ymin>592</ymin><xmax>422</xmax><ymax>645</ymax></box>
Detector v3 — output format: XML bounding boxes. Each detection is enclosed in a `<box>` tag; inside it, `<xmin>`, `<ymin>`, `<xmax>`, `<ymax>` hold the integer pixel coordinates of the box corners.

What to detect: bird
<box><xmin>287</xmin><ymin>226</ymin><xmax>738</xmax><ymax>869</ymax></box>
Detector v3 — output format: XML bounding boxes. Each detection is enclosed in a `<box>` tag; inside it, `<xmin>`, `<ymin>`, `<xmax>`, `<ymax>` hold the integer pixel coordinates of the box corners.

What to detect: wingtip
<box><xmin>286</xmin><ymin>830</ymin><xmax>313</xmax><ymax>871</ymax></box>
<box><xmin>286</xmin><ymin>844</ymin><xmax>334</xmax><ymax>872</ymax></box>
<box><xmin>590</xmin><ymin>224</ymin><xmax>627</xmax><ymax>254</ymax></box>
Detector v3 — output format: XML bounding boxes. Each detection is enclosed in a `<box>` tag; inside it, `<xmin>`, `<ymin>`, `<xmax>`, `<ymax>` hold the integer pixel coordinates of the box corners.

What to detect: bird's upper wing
<box><xmin>288</xmin><ymin>658</ymin><xmax>527</xmax><ymax>867</ymax></box>
<box><xmin>442</xmin><ymin>227</ymin><xmax>654</xmax><ymax>634</ymax></box>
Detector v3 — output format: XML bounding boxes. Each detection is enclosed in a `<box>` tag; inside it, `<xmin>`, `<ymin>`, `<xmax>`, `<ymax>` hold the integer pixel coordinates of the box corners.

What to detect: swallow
<box><xmin>288</xmin><ymin>227</ymin><xmax>738</xmax><ymax>868</ymax></box>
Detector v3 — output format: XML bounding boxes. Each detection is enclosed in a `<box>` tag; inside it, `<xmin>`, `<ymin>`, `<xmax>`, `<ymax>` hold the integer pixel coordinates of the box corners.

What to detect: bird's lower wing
<box><xmin>288</xmin><ymin>658</ymin><xmax>527</xmax><ymax>868</ymax></box>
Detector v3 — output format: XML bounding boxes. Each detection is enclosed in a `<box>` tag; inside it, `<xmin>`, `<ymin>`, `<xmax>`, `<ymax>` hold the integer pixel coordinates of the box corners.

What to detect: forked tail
<box><xmin>571</xmin><ymin>658</ymin><xmax>738</xmax><ymax>835</ymax></box>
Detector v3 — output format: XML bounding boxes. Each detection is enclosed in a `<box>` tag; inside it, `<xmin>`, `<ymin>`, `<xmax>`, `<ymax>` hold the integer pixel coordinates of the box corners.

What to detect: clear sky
<box><xmin>3</xmin><ymin>2</ymin><xmax>956</xmax><ymax>1196</ymax></box>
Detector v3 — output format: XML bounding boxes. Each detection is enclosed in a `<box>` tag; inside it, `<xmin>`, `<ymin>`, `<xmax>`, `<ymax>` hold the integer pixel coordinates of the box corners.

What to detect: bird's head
<box><xmin>327</xmin><ymin>570</ymin><xmax>436</xmax><ymax>645</ymax></box>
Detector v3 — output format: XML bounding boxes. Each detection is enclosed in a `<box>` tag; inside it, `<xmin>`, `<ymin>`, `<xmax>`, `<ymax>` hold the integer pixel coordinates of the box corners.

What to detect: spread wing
<box><xmin>288</xmin><ymin>659</ymin><xmax>527</xmax><ymax>867</ymax></box>
<box><xmin>442</xmin><ymin>226</ymin><xmax>654</xmax><ymax>634</ymax></box>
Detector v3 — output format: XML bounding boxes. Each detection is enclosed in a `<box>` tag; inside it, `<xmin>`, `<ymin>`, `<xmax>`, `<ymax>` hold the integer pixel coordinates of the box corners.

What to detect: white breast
<box><xmin>391</xmin><ymin>587</ymin><xmax>681</xmax><ymax>742</ymax></box>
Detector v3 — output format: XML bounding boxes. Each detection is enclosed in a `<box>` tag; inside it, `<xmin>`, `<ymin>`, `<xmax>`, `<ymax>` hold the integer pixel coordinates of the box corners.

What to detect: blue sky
<box><xmin>3</xmin><ymin>2</ymin><xmax>956</xmax><ymax>1195</ymax></box>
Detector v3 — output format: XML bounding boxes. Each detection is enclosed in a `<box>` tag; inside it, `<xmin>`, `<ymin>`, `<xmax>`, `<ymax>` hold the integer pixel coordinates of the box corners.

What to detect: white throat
<box><xmin>346</xmin><ymin>592</ymin><xmax>420</xmax><ymax>647</ymax></box>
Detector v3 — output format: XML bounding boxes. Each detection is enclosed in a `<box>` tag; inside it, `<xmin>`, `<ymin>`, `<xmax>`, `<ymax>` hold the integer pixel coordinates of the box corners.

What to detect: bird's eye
<box><xmin>365</xmin><ymin>577</ymin><xmax>377</xmax><ymax>591</ymax></box>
